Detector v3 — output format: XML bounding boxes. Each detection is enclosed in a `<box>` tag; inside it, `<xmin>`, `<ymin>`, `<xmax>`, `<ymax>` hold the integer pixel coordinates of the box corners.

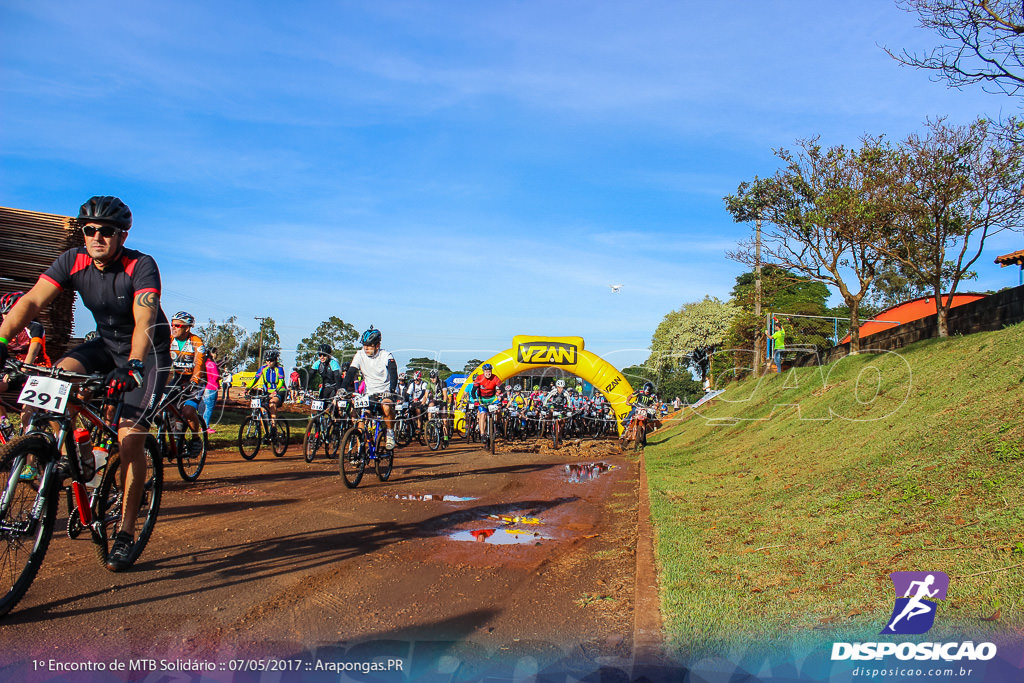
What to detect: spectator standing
<box><xmin>289</xmin><ymin>367</ymin><xmax>301</xmax><ymax>402</ymax></box>
<box><xmin>221</xmin><ymin>370</ymin><xmax>233</xmax><ymax>403</ymax></box>
<box><xmin>765</xmin><ymin>320</ymin><xmax>786</xmax><ymax>374</ymax></box>
<box><xmin>202</xmin><ymin>348</ymin><xmax>220</xmax><ymax>433</ymax></box>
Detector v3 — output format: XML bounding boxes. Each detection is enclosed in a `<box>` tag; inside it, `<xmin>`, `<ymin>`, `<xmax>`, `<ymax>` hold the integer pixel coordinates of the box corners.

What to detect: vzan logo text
<box><xmin>517</xmin><ymin>342</ymin><xmax>578</xmax><ymax>365</ymax></box>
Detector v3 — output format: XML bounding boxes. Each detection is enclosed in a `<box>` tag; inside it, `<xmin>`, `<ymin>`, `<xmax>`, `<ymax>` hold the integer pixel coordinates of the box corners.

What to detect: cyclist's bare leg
<box><xmin>268</xmin><ymin>395</ymin><xmax>281</xmax><ymax>425</ymax></box>
<box><xmin>382</xmin><ymin>398</ymin><xmax>395</xmax><ymax>433</ymax></box>
<box><xmin>181</xmin><ymin>403</ymin><xmax>202</xmax><ymax>432</ymax></box>
<box><xmin>116</xmin><ymin>426</ymin><xmax>148</xmax><ymax>537</ymax></box>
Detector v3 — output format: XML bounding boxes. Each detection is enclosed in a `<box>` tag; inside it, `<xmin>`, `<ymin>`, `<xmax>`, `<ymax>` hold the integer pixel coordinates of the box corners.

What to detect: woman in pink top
<box><xmin>202</xmin><ymin>348</ymin><xmax>221</xmax><ymax>433</ymax></box>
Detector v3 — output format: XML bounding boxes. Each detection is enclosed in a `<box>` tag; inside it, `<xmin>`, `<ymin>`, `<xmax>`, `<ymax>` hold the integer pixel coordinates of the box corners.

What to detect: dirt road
<box><xmin>0</xmin><ymin>433</ymin><xmax>646</xmax><ymax>681</ymax></box>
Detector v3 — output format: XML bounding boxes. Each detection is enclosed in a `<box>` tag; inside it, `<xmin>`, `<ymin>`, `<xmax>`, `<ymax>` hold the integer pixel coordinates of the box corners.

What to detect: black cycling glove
<box><xmin>106</xmin><ymin>360</ymin><xmax>144</xmax><ymax>396</ymax></box>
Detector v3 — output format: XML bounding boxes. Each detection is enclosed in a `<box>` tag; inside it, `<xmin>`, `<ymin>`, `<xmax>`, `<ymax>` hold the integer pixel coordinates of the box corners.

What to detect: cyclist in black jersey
<box><xmin>0</xmin><ymin>196</ymin><xmax>171</xmax><ymax>572</ymax></box>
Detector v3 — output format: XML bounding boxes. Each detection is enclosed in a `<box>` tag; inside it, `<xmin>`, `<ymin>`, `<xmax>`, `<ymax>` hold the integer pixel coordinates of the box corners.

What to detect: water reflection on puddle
<box><xmin>448</xmin><ymin>528</ymin><xmax>548</xmax><ymax>545</ymax></box>
<box><xmin>395</xmin><ymin>494</ymin><xmax>478</xmax><ymax>502</ymax></box>
<box><xmin>564</xmin><ymin>462</ymin><xmax>617</xmax><ymax>482</ymax></box>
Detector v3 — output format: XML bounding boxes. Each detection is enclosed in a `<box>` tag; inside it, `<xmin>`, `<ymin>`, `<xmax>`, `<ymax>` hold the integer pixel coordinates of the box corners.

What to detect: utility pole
<box><xmin>254</xmin><ymin>316</ymin><xmax>267</xmax><ymax>370</ymax></box>
<box><xmin>754</xmin><ymin>215</ymin><xmax>763</xmax><ymax>375</ymax></box>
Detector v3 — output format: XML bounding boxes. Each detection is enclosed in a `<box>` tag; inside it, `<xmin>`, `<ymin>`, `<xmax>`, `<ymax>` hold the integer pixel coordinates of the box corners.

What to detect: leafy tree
<box><xmin>622</xmin><ymin>364</ymin><xmax>703</xmax><ymax>404</ymax></box>
<box><xmin>406</xmin><ymin>357</ymin><xmax>454</xmax><ymax>380</ymax></box>
<box><xmin>647</xmin><ymin>296</ymin><xmax>740</xmax><ymax>384</ymax></box>
<box><xmin>194</xmin><ymin>316</ymin><xmax>250</xmax><ymax>373</ymax></box>
<box><xmin>723</xmin><ymin>266</ymin><xmax>831</xmax><ymax>377</ymax></box>
<box><xmin>887</xmin><ymin>1</ymin><xmax>1024</xmax><ymax>97</ymax></box>
<box><xmin>877</xmin><ymin>117</ymin><xmax>1024</xmax><ymax>336</ymax></box>
<box><xmin>725</xmin><ymin>137</ymin><xmax>894</xmax><ymax>352</ymax></box>
<box><xmin>295</xmin><ymin>316</ymin><xmax>359</xmax><ymax>368</ymax></box>
<box><xmin>463</xmin><ymin>359</ymin><xmax>484</xmax><ymax>373</ymax></box>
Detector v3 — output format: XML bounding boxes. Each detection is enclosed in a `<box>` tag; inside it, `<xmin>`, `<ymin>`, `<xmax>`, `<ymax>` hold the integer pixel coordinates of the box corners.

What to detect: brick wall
<box><xmin>793</xmin><ymin>284</ymin><xmax>1024</xmax><ymax>367</ymax></box>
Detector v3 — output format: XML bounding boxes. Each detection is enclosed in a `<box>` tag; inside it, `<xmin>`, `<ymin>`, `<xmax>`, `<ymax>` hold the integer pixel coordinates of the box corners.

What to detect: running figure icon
<box><xmin>881</xmin><ymin>571</ymin><xmax>949</xmax><ymax>635</ymax></box>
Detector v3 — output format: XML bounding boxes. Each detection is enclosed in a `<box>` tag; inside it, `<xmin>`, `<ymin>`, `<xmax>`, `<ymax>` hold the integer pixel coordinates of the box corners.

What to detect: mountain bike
<box><xmin>393</xmin><ymin>399</ymin><xmax>413</xmax><ymax>448</ymax></box>
<box><xmin>151</xmin><ymin>385</ymin><xmax>207</xmax><ymax>481</ymax></box>
<box><xmin>238</xmin><ymin>390</ymin><xmax>289</xmax><ymax>460</ymax></box>
<box><xmin>425</xmin><ymin>405</ymin><xmax>445</xmax><ymax>451</ymax></box>
<box><xmin>483</xmin><ymin>402</ymin><xmax>499</xmax><ymax>454</ymax></box>
<box><xmin>547</xmin><ymin>405</ymin><xmax>567</xmax><ymax>449</ymax></box>
<box><xmin>0</xmin><ymin>360</ymin><xmax>162</xmax><ymax>617</ymax></box>
<box><xmin>303</xmin><ymin>393</ymin><xmax>348</xmax><ymax>462</ymax></box>
<box><xmin>338</xmin><ymin>393</ymin><xmax>393</xmax><ymax>488</ymax></box>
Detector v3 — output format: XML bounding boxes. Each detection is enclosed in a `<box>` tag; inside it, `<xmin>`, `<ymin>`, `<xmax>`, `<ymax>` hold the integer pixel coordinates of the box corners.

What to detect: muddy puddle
<box><xmin>395</xmin><ymin>494</ymin><xmax>477</xmax><ymax>502</ymax></box>
<box><xmin>448</xmin><ymin>528</ymin><xmax>549</xmax><ymax>545</ymax></box>
<box><xmin>446</xmin><ymin>509</ymin><xmax>556</xmax><ymax>545</ymax></box>
<box><xmin>563</xmin><ymin>462</ymin><xmax>617</xmax><ymax>482</ymax></box>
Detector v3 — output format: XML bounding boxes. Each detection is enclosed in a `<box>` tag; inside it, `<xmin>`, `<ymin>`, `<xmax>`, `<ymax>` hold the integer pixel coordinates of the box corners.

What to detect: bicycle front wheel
<box><xmin>303</xmin><ymin>417</ymin><xmax>322</xmax><ymax>463</ymax></box>
<box><xmin>94</xmin><ymin>436</ymin><xmax>163</xmax><ymax>571</ymax></box>
<box><xmin>238</xmin><ymin>417</ymin><xmax>262</xmax><ymax>460</ymax></box>
<box><xmin>0</xmin><ymin>434</ymin><xmax>60</xmax><ymax>618</ymax></box>
<box><xmin>177</xmin><ymin>418</ymin><xmax>208</xmax><ymax>482</ymax></box>
<box><xmin>426</xmin><ymin>421</ymin><xmax>441</xmax><ymax>451</ymax></box>
<box><xmin>272</xmin><ymin>420</ymin><xmax>290</xmax><ymax>457</ymax></box>
<box><xmin>339</xmin><ymin>428</ymin><xmax>365</xmax><ymax>488</ymax></box>
<box><xmin>375</xmin><ymin>429</ymin><xmax>393</xmax><ymax>482</ymax></box>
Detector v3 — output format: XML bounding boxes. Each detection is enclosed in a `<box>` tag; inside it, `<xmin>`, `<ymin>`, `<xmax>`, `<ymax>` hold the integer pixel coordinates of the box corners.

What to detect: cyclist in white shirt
<box><xmin>342</xmin><ymin>326</ymin><xmax>399</xmax><ymax>449</ymax></box>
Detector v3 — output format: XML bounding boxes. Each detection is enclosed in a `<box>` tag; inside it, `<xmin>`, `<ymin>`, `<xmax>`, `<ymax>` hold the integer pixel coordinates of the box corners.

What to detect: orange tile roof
<box><xmin>995</xmin><ymin>249</ymin><xmax>1024</xmax><ymax>266</ymax></box>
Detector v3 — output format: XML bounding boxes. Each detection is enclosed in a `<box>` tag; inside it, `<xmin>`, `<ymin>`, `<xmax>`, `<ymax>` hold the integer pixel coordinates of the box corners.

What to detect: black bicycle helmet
<box><xmin>0</xmin><ymin>291</ymin><xmax>24</xmax><ymax>315</ymax></box>
<box><xmin>429</xmin><ymin>369</ymin><xmax>439</xmax><ymax>379</ymax></box>
<box><xmin>265</xmin><ymin>350</ymin><xmax>280</xmax><ymax>362</ymax></box>
<box><xmin>78</xmin><ymin>196</ymin><xmax>133</xmax><ymax>231</ymax></box>
<box><xmin>318</xmin><ymin>343</ymin><xmax>332</xmax><ymax>355</ymax></box>
<box><xmin>643</xmin><ymin>381</ymin><xmax>655</xmax><ymax>394</ymax></box>
<box><xmin>361</xmin><ymin>326</ymin><xmax>381</xmax><ymax>345</ymax></box>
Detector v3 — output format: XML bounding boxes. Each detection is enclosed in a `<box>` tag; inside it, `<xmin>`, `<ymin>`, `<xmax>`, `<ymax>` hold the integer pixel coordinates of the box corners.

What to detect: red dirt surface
<box><xmin>0</xmin><ymin>431</ymin><xmax>651</xmax><ymax>680</ymax></box>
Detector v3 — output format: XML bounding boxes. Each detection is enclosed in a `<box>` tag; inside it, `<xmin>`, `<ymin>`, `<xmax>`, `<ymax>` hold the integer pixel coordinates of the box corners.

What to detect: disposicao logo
<box><xmin>831</xmin><ymin>570</ymin><xmax>997</xmax><ymax>663</ymax></box>
<box><xmin>881</xmin><ymin>571</ymin><xmax>948</xmax><ymax>635</ymax></box>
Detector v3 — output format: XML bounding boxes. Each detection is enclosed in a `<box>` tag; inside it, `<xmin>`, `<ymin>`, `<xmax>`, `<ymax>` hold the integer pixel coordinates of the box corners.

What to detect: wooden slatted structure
<box><xmin>0</xmin><ymin>205</ymin><xmax>83</xmax><ymax>361</ymax></box>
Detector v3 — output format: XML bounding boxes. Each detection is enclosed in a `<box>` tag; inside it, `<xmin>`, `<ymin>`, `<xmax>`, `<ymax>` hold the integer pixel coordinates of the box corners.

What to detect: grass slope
<box><xmin>644</xmin><ymin>323</ymin><xmax>1024</xmax><ymax>659</ymax></box>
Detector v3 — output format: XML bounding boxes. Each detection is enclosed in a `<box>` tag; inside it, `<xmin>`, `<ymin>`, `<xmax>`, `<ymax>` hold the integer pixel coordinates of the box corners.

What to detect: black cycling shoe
<box><xmin>106</xmin><ymin>531</ymin><xmax>135</xmax><ymax>572</ymax></box>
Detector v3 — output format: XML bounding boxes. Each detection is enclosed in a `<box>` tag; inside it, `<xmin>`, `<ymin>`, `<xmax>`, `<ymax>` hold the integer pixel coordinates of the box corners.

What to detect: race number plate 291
<box><xmin>19</xmin><ymin>376</ymin><xmax>73</xmax><ymax>415</ymax></box>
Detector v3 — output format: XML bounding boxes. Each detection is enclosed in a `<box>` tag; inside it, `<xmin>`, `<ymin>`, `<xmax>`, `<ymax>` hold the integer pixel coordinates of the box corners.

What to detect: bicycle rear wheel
<box><xmin>238</xmin><ymin>417</ymin><xmax>262</xmax><ymax>460</ymax></box>
<box><xmin>94</xmin><ymin>435</ymin><xmax>163</xmax><ymax>572</ymax></box>
<box><xmin>0</xmin><ymin>434</ymin><xmax>59</xmax><ymax>618</ymax></box>
<box><xmin>339</xmin><ymin>428</ymin><xmax>365</xmax><ymax>488</ymax></box>
<box><xmin>177</xmin><ymin>417</ymin><xmax>208</xmax><ymax>482</ymax></box>
<box><xmin>326</xmin><ymin>421</ymin><xmax>342</xmax><ymax>458</ymax></box>
<box><xmin>395</xmin><ymin>418</ymin><xmax>412</xmax><ymax>447</ymax></box>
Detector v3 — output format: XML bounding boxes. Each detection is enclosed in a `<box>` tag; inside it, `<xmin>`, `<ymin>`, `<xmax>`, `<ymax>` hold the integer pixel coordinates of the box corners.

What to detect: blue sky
<box><xmin>2</xmin><ymin>1</ymin><xmax>1020</xmax><ymax>372</ymax></box>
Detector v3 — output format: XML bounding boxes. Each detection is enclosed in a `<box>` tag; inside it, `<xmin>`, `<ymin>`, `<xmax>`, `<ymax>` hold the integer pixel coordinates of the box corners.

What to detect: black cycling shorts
<box><xmin>64</xmin><ymin>338</ymin><xmax>170</xmax><ymax>429</ymax></box>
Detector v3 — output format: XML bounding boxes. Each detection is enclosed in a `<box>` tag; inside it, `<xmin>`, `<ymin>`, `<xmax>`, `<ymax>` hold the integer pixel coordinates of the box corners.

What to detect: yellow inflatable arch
<box><xmin>454</xmin><ymin>336</ymin><xmax>635</xmax><ymax>434</ymax></box>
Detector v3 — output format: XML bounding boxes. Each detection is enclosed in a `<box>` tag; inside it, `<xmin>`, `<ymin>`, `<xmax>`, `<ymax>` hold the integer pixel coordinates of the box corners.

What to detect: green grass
<box><xmin>644</xmin><ymin>323</ymin><xmax>1024</xmax><ymax>659</ymax></box>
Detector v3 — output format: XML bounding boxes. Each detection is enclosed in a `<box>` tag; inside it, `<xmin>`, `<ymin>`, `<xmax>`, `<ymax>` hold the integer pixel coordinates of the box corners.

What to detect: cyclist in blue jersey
<box><xmin>244</xmin><ymin>350</ymin><xmax>287</xmax><ymax>428</ymax></box>
<box><xmin>310</xmin><ymin>343</ymin><xmax>342</xmax><ymax>398</ymax></box>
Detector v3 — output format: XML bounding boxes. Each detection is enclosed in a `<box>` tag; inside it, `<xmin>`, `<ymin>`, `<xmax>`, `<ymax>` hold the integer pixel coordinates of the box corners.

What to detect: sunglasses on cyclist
<box><xmin>82</xmin><ymin>225</ymin><xmax>121</xmax><ymax>238</ymax></box>
<box><xmin>171</xmin><ymin>323</ymin><xmax>189</xmax><ymax>329</ymax></box>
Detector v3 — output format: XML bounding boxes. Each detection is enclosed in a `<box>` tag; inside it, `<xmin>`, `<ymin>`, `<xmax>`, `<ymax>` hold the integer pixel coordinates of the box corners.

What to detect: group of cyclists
<box><xmin>0</xmin><ymin>194</ymin><xmax>665</xmax><ymax>580</ymax></box>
